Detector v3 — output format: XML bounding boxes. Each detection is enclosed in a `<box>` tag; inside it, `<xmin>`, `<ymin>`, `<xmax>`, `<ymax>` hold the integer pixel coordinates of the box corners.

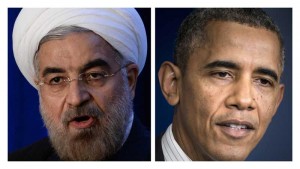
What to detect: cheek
<box><xmin>90</xmin><ymin>80</ymin><xmax>127</xmax><ymax>113</ymax></box>
<box><xmin>254</xmin><ymin>91</ymin><xmax>279</xmax><ymax>139</ymax></box>
<box><xmin>181</xmin><ymin>79</ymin><xmax>225</xmax><ymax>136</ymax></box>
<box><xmin>91</xmin><ymin>91</ymin><xmax>110</xmax><ymax>112</ymax></box>
<box><xmin>40</xmin><ymin>92</ymin><xmax>65</xmax><ymax>123</ymax></box>
<box><xmin>257</xmin><ymin>96</ymin><xmax>276</xmax><ymax>125</ymax></box>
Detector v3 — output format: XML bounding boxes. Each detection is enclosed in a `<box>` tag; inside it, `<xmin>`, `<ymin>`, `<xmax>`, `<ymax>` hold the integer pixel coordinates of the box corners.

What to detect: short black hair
<box><xmin>174</xmin><ymin>8</ymin><xmax>284</xmax><ymax>74</ymax></box>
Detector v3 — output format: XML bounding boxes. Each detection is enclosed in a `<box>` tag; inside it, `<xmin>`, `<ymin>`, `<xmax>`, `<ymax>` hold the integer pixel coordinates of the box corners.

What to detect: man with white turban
<box><xmin>9</xmin><ymin>8</ymin><xmax>150</xmax><ymax>161</ymax></box>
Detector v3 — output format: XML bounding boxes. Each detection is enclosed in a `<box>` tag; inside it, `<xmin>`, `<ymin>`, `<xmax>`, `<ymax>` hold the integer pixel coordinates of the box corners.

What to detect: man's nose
<box><xmin>65</xmin><ymin>80</ymin><xmax>90</xmax><ymax>107</ymax></box>
<box><xmin>225</xmin><ymin>77</ymin><xmax>256</xmax><ymax>111</ymax></box>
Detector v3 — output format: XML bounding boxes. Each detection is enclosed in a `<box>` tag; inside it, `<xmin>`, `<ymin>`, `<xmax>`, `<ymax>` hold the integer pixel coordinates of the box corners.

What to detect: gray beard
<box><xmin>39</xmin><ymin>78</ymin><xmax>133</xmax><ymax>160</ymax></box>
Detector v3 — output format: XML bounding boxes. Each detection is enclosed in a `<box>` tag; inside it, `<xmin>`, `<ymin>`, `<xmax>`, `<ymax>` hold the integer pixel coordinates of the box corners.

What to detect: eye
<box><xmin>48</xmin><ymin>76</ymin><xmax>65</xmax><ymax>85</ymax></box>
<box><xmin>212</xmin><ymin>71</ymin><xmax>232</xmax><ymax>79</ymax></box>
<box><xmin>85</xmin><ymin>71</ymin><xmax>107</xmax><ymax>81</ymax></box>
<box><xmin>256</xmin><ymin>78</ymin><xmax>273</xmax><ymax>87</ymax></box>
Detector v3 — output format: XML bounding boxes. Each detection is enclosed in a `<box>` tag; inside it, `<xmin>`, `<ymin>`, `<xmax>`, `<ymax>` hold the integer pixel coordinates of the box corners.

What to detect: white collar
<box><xmin>161</xmin><ymin>124</ymin><xmax>192</xmax><ymax>161</ymax></box>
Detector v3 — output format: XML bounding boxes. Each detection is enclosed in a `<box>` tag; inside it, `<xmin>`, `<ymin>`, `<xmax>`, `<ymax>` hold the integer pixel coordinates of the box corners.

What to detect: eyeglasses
<box><xmin>36</xmin><ymin>65</ymin><xmax>128</xmax><ymax>94</ymax></box>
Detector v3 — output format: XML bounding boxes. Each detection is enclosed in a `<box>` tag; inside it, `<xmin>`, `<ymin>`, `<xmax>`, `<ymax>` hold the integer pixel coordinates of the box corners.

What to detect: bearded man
<box><xmin>9</xmin><ymin>8</ymin><xmax>150</xmax><ymax>161</ymax></box>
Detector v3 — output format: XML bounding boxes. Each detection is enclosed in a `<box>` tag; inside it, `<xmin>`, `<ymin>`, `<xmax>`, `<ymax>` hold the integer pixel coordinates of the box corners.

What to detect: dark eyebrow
<box><xmin>204</xmin><ymin>60</ymin><xmax>239</xmax><ymax>70</ymax></box>
<box><xmin>255</xmin><ymin>67</ymin><xmax>279</xmax><ymax>82</ymax></box>
<box><xmin>42</xmin><ymin>59</ymin><xmax>110</xmax><ymax>77</ymax></box>
<box><xmin>42</xmin><ymin>67</ymin><xmax>65</xmax><ymax>77</ymax></box>
<box><xmin>80</xmin><ymin>58</ymin><xmax>110</xmax><ymax>73</ymax></box>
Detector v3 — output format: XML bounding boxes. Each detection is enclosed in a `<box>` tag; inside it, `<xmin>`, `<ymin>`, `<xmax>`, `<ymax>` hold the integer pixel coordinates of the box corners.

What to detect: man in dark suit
<box><xmin>9</xmin><ymin>8</ymin><xmax>150</xmax><ymax>161</ymax></box>
<box><xmin>157</xmin><ymin>8</ymin><xmax>286</xmax><ymax>161</ymax></box>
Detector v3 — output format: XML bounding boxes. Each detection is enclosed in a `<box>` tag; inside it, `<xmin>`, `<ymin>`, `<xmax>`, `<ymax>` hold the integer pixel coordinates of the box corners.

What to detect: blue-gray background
<box><xmin>155</xmin><ymin>8</ymin><xmax>292</xmax><ymax>161</ymax></box>
<box><xmin>8</xmin><ymin>8</ymin><xmax>151</xmax><ymax>153</ymax></box>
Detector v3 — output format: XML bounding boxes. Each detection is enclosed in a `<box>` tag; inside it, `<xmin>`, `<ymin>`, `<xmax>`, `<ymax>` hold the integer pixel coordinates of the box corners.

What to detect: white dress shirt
<box><xmin>161</xmin><ymin>124</ymin><xmax>192</xmax><ymax>161</ymax></box>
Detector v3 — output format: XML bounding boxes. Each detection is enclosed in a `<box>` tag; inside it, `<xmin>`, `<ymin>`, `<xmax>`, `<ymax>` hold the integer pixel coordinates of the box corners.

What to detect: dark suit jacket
<box><xmin>155</xmin><ymin>133</ymin><xmax>164</xmax><ymax>161</ymax></box>
<box><xmin>9</xmin><ymin>117</ymin><xmax>150</xmax><ymax>161</ymax></box>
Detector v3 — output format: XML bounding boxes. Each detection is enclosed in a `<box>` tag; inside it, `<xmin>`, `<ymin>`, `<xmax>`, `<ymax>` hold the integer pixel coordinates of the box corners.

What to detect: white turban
<box><xmin>13</xmin><ymin>8</ymin><xmax>147</xmax><ymax>89</ymax></box>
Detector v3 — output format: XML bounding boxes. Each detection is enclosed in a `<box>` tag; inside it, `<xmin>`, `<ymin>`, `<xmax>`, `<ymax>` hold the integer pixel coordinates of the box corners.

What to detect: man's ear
<box><xmin>158</xmin><ymin>61</ymin><xmax>181</xmax><ymax>106</ymax></box>
<box><xmin>125</xmin><ymin>63</ymin><xmax>139</xmax><ymax>99</ymax></box>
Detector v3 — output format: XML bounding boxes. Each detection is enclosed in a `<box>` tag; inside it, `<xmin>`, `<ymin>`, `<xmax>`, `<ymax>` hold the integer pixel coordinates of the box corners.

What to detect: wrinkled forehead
<box><xmin>204</xmin><ymin>21</ymin><xmax>282</xmax><ymax>72</ymax></box>
<box><xmin>35</xmin><ymin>32</ymin><xmax>122</xmax><ymax>74</ymax></box>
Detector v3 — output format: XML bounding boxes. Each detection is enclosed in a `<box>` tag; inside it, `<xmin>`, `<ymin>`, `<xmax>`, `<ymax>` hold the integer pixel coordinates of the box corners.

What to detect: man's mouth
<box><xmin>216</xmin><ymin>120</ymin><xmax>255</xmax><ymax>139</ymax></box>
<box><xmin>68</xmin><ymin>115</ymin><xmax>96</xmax><ymax>129</ymax></box>
<box><xmin>221</xmin><ymin>123</ymin><xmax>254</xmax><ymax>130</ymax></box>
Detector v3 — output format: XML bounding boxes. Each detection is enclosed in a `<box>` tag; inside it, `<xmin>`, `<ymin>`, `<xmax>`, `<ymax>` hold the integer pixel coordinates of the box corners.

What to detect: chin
<box><xmin>213</xmin><ymin>154</ymin><xmax>248</xmax><ymax>161</ymax></box>
<box><xmin>209</xmin><ymin>149</ymin><xmax>250</xmax><ymax>161</ymax></box>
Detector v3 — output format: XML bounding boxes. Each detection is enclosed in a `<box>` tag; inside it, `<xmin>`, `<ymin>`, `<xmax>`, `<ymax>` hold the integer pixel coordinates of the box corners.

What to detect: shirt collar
<box><xmin>161</xmin><ymin>124</ymin><xmax>192</xmax><ymax>161</ymax></box>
